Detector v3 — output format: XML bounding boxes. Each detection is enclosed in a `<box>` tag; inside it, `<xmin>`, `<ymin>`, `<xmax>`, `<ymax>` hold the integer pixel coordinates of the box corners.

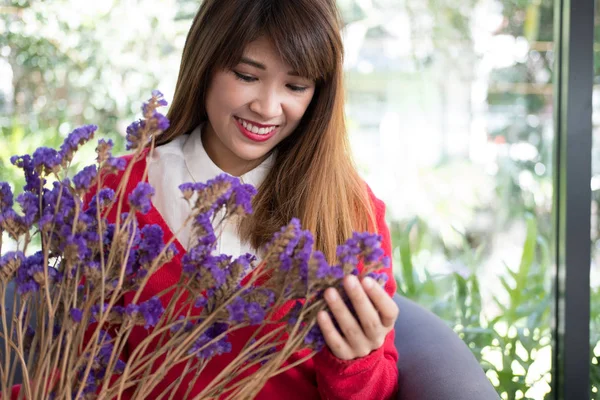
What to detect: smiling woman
<box><xmin>107</xmin><ymin>0</ymin><xmax>399</xmax><ymax>398</ymax></box>
<box><xmin>201</xmin><ymin>36</ymin><xmax>316</xmax><ymax>176</ymax></box>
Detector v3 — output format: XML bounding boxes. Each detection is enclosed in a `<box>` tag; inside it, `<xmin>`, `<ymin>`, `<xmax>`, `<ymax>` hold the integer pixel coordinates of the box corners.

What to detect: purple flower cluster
<box><xmin>0</xmin><ymin>183</ymin><xmax>21</xmax><ymax>233</ymax></box>
<box><xmin>126</xmin><ymin>297</ymin><xmax>165</xmax><ymax>329</ymax></box>
<box><xmin>303</xmin><ymin>324</ymin><xmax>326</xmax><ymax>351</ymax></box>
<box><xmin>31</xmin><ymin>147</ymin><xmax>61</xmax><ymax>174</ymax></box>
<box><xmin>0</xmin><ymin>182</ymin><xmax>14</xmax><ymax>211</ymax></box>
<box><xmin>16</xmin><ymin>192</ymin><xmax>39</xmax><ymax>226</ymax></box>
<box><xmin>70</xmin><ymin>308</ymin><xmax>83</xmax><ymax>323</ymax></box>
<box><xmin>85</xmin><ymin>188</ymin><xmax>115</xmax><ymax>216</ymax></box>
<box><xmin>313</xmin><ymin>252</ymin><xmax>343</xmax><ymax>280</ymax></box>
<box><xmin>126</xmin><ymin>90</ymin><xmax>170</xmax><ymax>150</ymax></box>
<box><xmin>14</xmin><ymin>251</ymin><xmax>58</xmax><ymax>294</ymax></box>
<box><xmin>265</xmin><ymin>218</ymin><xmax>314</xmax><ymax>285</ymax></box>
<box><xmin>79</xmin><ymin>330</ymin><xmax>126</xmax><ymax>395</ymax></box>
<box><xmin>137</xmin><ymin>224</ymin><xmax>177</xmax><ymax>267</ymax></box>
<box><xmin>10</xmin><ymin>154</ymin><xmax>43</xmax><ymax>193</ymax></box>
<box><xmin>128</xmin><ymin>182</ymin><xmax>155</xmax><ymax>214</ymax></box>
<box><xmin>180</xmin><ymin>174</ymin><xmax>256</xmax><ymax>217</ymax></box>
<box><xmin>226</xmin><ymin>296</ymin><xmax>267</xmax><ymax>325</ymax></box>
<box><xmin>73</xmin><ymin>165</ymin><xmax>98</xmax><ymax>194</ymax></box>
<box><xmin>59</xmin><ymin>125</ymin><xmax>98</xmax><ymax>164</ymax></box>
<box><xmin>350</xmin><ymin>232</ymin><xmax>388</xmax><ymax>265</ymax></box>
<box><xmin>0</xmin><ymin>251</ymin><xmax>24</xmax><ymax>280</ymax></box>
<box><xmin>189</xmin><ymin>322</ymin><xmax>232</xmax><ymax>360</ymax></box>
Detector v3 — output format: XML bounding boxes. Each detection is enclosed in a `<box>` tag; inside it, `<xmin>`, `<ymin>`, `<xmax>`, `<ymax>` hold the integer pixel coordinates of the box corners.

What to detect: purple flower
<box><xmin>15</xmin><ymin>251</ymin><xmax>45</xmax><ymax>294</ymax></box>
<box><xmin>125</xmin><ymin>120</ymin><xmax>145</xmax><ymax>150</ymax></box>
<box><xmin>70</xmin><ymin>308</ymin><xmax>83</xmax><ymax>323</ymax></box>
<box><xmin>127</xmin><ymin>298</ymin><xmax>164</xmax><ymax>329</ymax></box>
<box><xmin>11</xmin><ymin>155</ymin><xmax>43</xmax><ymax>193</ymax></box>
<box><xmin>351</xmin><ymin>232</ymin><xmax>386</xmax><ymax>264</ymax></box>
<box><xmin>170</xmin><ymin>315</ymin><xmax>195</xmax><ymax>333</ymax></box>
<box><xmin>16</xmin><ymin>192</ymin><xmax>38</xmax><ymax>226</ymax></box>
<box><xmin>0</xmin><ymin>251</ymin><xmax>25</xmax><ymax>267</ymax></box>
<box><xmin>96</xmin><ymin>330</ymin><xmax>115</xmax><ymax>364</ymax></box>
<box><xmin>0</xmin><ymin>182</ymin><xmax>14</xmax><ymax>211</ymax></box>
<box><xmin>106</xmin><ymin>156</ymin><xmax>127</xmax><ymax>171</ymax></box>
<box><xmin>194</xmin><ymin>212</ymin><xmax>215</xmax><ymax>240</ymax></box>
<box><xmin>85</xmin><ymin>188</ymin><xmax>115</xmax><ymax>216</ymax></box>
<box><xmin>153</xmin><ymin>112</ymin><xmax>170</xmax><ymax>131</ymax></box>
<box><xmin>59</xmin><ymin>233</ymin><xmax>90</xmax><ymax>263</ymax></box>
<box><xmin>246</xmin><ymin>302</ymin><xmax>265</xmax><ymax>325</ymax></box>
<box><xmin>304</xmin><ymin>324</ymin><xmax>325</xmax><ymax>351</ymax></box>
<box><xmin>128</xmin><ymin>182</ymin><xmax>155</xmax><ymax>214</ymax></box>
<box><xmin>31</xmin><ymin>147</ymin><xmax>61</xmax><ymax>173</ymax></box>
<box><xmin>137</xmin><ymin>224</ymin><xmax>166</xmax><ymax>265</ymax></box>
<box><xmin>182</xmin><ymin>236</ymin><xmax>216</xmax><ymax>275</ymax></box>
<box><xmin>152</xmin><ymin>89</ymin><xmax>168</xmax><ymax>106</ymax></box>
<box><xmin>0</xmin><ymin>251</ymin><xmax>25</xmax><ymax>280</ymax></box>
<box><xmin>90</xmin><ymin>303</ymin><xmax>110</xmax><ymax>322</ymax></box>
<box><xmin>143</xmin><ymin>90</ymin><xmax>169</xmax><ymax>114</ymax></box>
<box><xmin>314</xmin><ymin>252</ymin><xmax>330</xmax><ymax>279</ymax></box>
<box><xmin>189</xmin><ymin>322</ymin><xmax>232</xmax><ymax>360</ymax></box>
<box><xmin>73</xmin><ymin>165</ymin><xmax>98</xmax><ymax>193</ymax></box>
<box><xmin>59</xmin><ymin>125</ymin><xmax>97</xmax><ymax>163</ymax></box>
<box><xmin>138</xmin><ymin>297</ymin><xmax>164</xmax><ymax>329</ymax></box>
<box><xmin>287</xmin><ymin>301</ymin><xmax>303</xmax><ymax>326</ymax></box>
<box><xmin>230</xmin><ymin>183</ymin><xmax>257</xmax><ymax>215</ymax></box>
<box><xmin>96</xmin><ymin>138</ymin><xmax>114</xmax><ymax>162</ymax></box>
<box><xmin>179</xmin><ymin>182</ymin><xmax>196</xmax><ymax>200</ymax></box>
<box><xmin>335</xmin><ymin>239</ymin><xmax>361</xmax><ymax>268</ymax></box>
<box><xmin>194</xmin><ymin>296</ymin><xmax>208</xmax><ymax>308</ymax></box>
<box><xmin>365</xmin><ymin>271</ymin><xmax>389</xmax><ymax>284</ymax></box>
<box><xmin>226</xmin><ymin>297</ymin><xmax>246</xmax><ymax>323</ymax></box>
<box><xmin>209</xmin><ymin>258</ymin><xmax>229</xmax><ymax>287</ymax></box>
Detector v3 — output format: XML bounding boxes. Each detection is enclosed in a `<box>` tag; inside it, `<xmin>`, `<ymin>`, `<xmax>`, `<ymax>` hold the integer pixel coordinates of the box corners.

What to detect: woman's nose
<box><xmin>249</xmin><ymin>88</ymin><xmax>282</xmax><ymax>120</ymax></box>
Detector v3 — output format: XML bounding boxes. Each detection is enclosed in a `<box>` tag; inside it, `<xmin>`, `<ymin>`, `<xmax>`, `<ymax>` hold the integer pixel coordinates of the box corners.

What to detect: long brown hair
<box><xmin>157</xmin><ymin>0</ymin><xmax>376</xmax><ymax>263</ymax></box>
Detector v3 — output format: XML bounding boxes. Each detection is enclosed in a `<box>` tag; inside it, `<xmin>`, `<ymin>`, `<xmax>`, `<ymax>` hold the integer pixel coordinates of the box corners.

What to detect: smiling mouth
<box><xmin>235</xmin><ymin>117</ymin><xmax>279</xmax><ymax>136</ymax></box>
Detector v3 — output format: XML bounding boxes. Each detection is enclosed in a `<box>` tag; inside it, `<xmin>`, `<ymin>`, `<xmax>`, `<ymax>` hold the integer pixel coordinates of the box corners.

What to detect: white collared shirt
<box><xmin>147</xmin><ymin>125</ymin><xmax>274</xmax><ymax>258</ymax></box>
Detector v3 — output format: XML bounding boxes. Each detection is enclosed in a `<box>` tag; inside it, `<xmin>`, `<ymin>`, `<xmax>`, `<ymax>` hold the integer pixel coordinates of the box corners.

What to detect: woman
<box><xmin>97</xmin><ymin>0</ymin><xmax>399</xmax><ymax>398</ymax></box>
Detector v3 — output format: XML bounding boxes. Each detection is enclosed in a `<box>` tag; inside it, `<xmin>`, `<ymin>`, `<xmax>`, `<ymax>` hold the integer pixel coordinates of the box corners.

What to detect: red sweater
<box><xmin>10</xmin><ymin>151</ymin><xmax>399</xmax><ymax>399</ymax></box>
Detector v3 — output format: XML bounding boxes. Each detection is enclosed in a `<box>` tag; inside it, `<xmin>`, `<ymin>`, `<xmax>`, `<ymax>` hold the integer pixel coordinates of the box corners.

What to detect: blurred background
<box><xmin>1</xmin><ymin>0</ymin><xmax>599</xmax><ymax>398</ymax></box>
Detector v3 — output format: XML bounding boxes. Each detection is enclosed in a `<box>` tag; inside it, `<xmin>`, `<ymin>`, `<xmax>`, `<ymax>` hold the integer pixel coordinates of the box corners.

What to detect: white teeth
<box><xmin>237</xmin><ymin>118</ymin><xmax>276</xmax><ymax>135</ymax></box>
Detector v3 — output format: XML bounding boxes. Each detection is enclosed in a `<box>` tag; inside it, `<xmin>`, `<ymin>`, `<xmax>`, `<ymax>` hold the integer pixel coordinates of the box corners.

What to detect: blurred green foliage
<box><xmin>393</xmin><ymin>213</ymin><xmax>552</xmax><ymax>399</ymax></box>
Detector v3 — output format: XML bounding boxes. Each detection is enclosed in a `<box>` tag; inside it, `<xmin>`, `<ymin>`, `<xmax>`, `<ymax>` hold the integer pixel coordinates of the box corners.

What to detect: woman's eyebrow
<box><xmin>239</xmin><ymin>57</ymin><xmax>300</xmax><ymax>76</ymax></box>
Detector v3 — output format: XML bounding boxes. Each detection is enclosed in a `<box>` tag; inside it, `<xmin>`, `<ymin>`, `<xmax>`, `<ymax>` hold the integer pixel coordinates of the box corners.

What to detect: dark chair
<box><xmin>393</xmin><ymin>293</ymin><xmax>500</xmax><ymax>400</ymax></box>
<box><xmin>3</xmin><ymin>283</ymin><xmax>499</xmax><ymax>399</ymax></box>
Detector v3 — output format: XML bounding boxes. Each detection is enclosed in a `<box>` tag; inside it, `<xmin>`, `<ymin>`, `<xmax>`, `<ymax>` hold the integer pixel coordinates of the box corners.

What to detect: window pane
<box><xmin>341</xmin><ymin>1</ymin><xmax>555</xmax><ymax>398</ymax></box>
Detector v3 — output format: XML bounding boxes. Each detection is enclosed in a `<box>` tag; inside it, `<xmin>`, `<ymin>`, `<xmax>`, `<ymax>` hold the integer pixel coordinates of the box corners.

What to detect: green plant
<box><xmin>393</xmin><ymin>213</ymin><xmax>552</xmax><ymax>399</ymax></box>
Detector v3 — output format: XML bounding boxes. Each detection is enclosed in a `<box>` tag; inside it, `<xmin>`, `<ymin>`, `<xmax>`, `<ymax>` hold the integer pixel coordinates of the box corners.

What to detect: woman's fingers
<box><xmin>323</xmin><ymin>287</ymin><xmax>367</xmax><ymax>350</ymax></box>
<box><xmin>362</xmin><ymin>277</ymin><xmax>399</xmax><ymax>329</ymax></box>
<box><xmin>317</xmin><ymin>310</ymin><xmax>352</xmax><ymax>359</ymax></box>
<box><xmin>343</xmin><ymin>275</ymin><xmax>382</xmax><ymax>340</ymax></box>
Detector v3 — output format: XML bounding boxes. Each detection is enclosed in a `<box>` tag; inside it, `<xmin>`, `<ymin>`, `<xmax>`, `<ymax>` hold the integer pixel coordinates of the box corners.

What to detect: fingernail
<box><xmin>346</xmin><ymin>275</ymin><xmax>358</xmax><ymax>289</ymax></box>
<box><xmin>363</xmin><ymin>277</ymin><xmax>374</xmax><ymax>289</ymax></box>
<box><xmin>326</xmin><ymin>289</ymin><xmax>338</xmax><ymax>302</ymax></box>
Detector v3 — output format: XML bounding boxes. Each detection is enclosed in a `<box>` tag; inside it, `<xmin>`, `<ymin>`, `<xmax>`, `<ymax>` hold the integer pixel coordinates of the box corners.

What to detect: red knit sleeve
<box><xmin>313</xmin><ymin>185</ymin><xmax>399</xmax><ymax>400</ymax></box>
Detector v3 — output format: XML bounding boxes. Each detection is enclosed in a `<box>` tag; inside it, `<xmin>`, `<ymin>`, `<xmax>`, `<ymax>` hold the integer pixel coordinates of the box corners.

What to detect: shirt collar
<box><xmin>182</xmin><ymin>124</ymin><xmax>275</xmax><ymax>189</ymax></box>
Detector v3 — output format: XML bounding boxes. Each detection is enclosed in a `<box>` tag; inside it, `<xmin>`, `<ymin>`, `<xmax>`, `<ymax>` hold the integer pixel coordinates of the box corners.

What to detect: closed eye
<box><xmin>233</xmin><ymin>71</ymin><xmax>257</xmax><ymax>83</ymax></box>
<box><xmin>287</xmin><ymin>84</ymin><xmax>309</xmax><ymax>93</ymax></box>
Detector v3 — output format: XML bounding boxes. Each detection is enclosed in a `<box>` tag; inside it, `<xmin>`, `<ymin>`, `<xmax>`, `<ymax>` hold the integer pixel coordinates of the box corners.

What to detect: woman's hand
<box><xmin>317</xmin><ymin>275</ymin><xmax>399</xmax><ymax>360</ymax></box>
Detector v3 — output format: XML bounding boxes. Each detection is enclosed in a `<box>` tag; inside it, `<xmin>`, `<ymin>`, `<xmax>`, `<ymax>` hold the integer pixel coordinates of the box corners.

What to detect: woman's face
<box><xmin>203</xmin><ymin>36</ymin><xmax>316</xmax><ymax>176</ymax></box>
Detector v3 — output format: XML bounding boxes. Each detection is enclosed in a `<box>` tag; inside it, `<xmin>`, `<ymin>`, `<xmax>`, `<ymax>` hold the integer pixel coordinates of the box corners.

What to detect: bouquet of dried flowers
<box><xmin>0</xmin><ymin>91</ymin><xmax>390</xmax><ymax>400</ymax></box>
